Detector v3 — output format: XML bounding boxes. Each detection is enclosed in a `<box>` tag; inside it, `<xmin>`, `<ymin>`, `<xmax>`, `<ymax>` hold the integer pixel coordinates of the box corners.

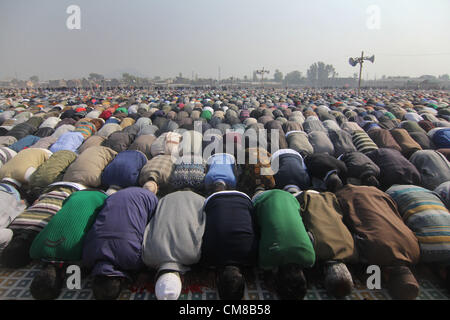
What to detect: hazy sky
<box><xmin>0</xmin><ymin>0</ymin><xmax>449</xmax><ymax>81</ymax></box>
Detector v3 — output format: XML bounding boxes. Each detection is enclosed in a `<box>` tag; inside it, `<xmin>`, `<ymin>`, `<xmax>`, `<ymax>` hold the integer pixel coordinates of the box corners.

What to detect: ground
<box><xmin>0</xmin><ymin>262</ymin><xmax>449</xmax><ymax>300</ymax></box>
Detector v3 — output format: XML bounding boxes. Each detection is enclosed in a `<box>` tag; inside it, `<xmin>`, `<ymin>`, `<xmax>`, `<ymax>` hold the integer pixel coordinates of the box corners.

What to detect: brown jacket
<box><xmin>63</xmin><ymin>146</ymin><xmax>117</xmax><ymax>187</ymax></box>
<box><xmin>390</xmin><ymin>128</ymin><xmax>422</xmax><ymax>159</ymax></box>
<box><xmin>368</xmin><ymin>128</ymin><xmax>402</xmax><ymax>152</ymax></box>
<box><xmin>335</xmin><ymin>185</ymin><xmax>420</xmax><ymax>266</ymax></box>
<box><xmin>297</xmin><ymin>191</ymin><xmax>357</xmax><ymax>263</ymax></box>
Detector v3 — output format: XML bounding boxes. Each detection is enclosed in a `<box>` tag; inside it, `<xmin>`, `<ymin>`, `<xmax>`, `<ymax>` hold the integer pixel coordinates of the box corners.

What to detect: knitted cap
<box><xmin>155</xmin><ymin>272</ymin><xmax>182</xmax><ymax>300</ymax></box>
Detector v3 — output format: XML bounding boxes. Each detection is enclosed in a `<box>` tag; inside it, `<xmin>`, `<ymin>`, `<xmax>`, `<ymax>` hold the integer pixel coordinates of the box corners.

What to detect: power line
<box><xmin>339</xmin><ymin>52</ymin><xmax>450</xmax><ymax>58</ymax></box>
<box><xmin>377</xmin><ymin>52</ymin><xmax>450</xmax><ymax>57</ymax></box>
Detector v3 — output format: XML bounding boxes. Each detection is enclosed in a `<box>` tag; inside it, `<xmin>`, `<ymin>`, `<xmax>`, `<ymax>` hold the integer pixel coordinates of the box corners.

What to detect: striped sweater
<box><xmin>9</xmin><ymin>183</ymin><xmax>83</xmax><ymax>233</ymax></box>
<box><xmin>352</xmin><ymin>130</ymin><xmax>379</xmax><ymax>154</ymax></box>
<box><xmin>386</xmin><ymin>185</ymin><xmax>450</xmax><ymax>264</ymax></box>
<box><xmin>74</xmin><ymin>121</ymin><xmax>97</xmax><ymax>139</ymax></box>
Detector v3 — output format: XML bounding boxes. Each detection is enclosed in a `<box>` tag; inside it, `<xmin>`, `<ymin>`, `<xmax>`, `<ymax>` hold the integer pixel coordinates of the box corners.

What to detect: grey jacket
<box><xmin>142</xmin><ymin>191</ymin><xmax>206</xmax><ymax>273</ymax></box>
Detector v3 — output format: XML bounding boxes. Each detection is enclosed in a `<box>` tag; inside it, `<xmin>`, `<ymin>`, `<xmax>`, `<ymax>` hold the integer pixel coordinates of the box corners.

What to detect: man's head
<box><xmin>92</xmin><ymin>276</ymin><xmax>124</xmax><ymax>300</ymax></box>
<box><xmin>1</xmin><ymin>235</ymin><xmax>34</xmax><ymax>268</ymax></box>
<box><xmin>143</xmin><ymin>180</ymin><xmax>158</xmax><ymax>195</ymax></box>
<box><xmin>325</xmin><ymin>172</ymin><xmax>343</xmax><ymax>193</ymax></box>
<box><xmin>0</xmin><ymin>229</ymin><xmax>13</xmax><ymax>254</ymax></box>
<box><xmin>387</xmin><ymin>266</ymin><xmax>419</xmax><ymax>300</ymax></box>
<box><xmin>275</xmin><ymin>263</ymin><xmax>307</xmax><ymax>300</ymax></box>
<box><xmin>323</xmin><ymin>262</ymin><xmax>354</xmax><ymax>298</ymax></box>
<box><xmin>211</xmin><ymin>180</ymin><xmax>226</xmax><ymax>194</ymax></box>
<box><xmin>362</xmin><ymin>175</ymin><xmax>380</xmax><ymax>188</ymax></box>
<box><xmin>446</xmin><ymin>266</ymin><xmax>450</xmax><ymax>292</ymax></box>
<box><xmin>252</xmin><ymin>187</ymin><xmax>266</xmax><ymax>201</ymax></box>
<box><xmin>105</xmin><ymin>187</ymin><xmax>120</xmax><ymax>196</ymax></box>
<box><xmin>216</xmin><ymin>265</ymin><xmax>245</xmax><ymax>300</ymax></box>
<box><xmin>155</xmin><ymin>271</ymin><xmax>182</xmax><ymax>300</ymax></box>
<box><xmin>284</xmin><ymin>185</ymin><xmax>301</xmax><ymax>195</ymax></box>
<box><xmin>30</xmin><ymin>264</ymin><xmax>64</xmax><ymax>300</ymax></box>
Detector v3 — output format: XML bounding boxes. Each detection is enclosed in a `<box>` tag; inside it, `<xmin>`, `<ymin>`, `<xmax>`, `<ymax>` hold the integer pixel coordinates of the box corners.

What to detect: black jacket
<box><xmin>201</xmin><ymin>191</ymin><xmax>258</xmax><ymax>267</ymax></box>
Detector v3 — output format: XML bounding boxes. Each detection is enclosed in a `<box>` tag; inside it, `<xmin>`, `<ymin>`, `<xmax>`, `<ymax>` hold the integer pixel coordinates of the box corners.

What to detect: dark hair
<box><xmin>325</xmin><ymin>174</ymin><xmax>343</xmax><ymax>193</ymax></box>
<box><xmin>25</xmin><ymin>189</ymin><xmax>41</xmax><ymax>205</ymax></box>
<box><xmin>324</xmin><ymin>265</ymin><xmax>353</xmax><ymax>299</ymax></box>
<box><xmin>211</xmin><ymin>181</ymin><xmax>227</xmax><ymax>194</ymax></box>
<box><xmin>1</xmin><ymin>231</ymin><xmax>36</xmax><ymax>268</ymax></box>
<box><xmin>362</xmin><ymin>175</ymin><xmax>380</xmax><ymax>188</ymax></box>
<box><xmin>216</xmin><ymin>266</ymin><xmax>245</xmax><ymax>300</ymax></box>
<box><xmin>387</xmin><ymin>266</ymin><xmax>419</xmax><ymax>300</ymax></box>
<box><xmin>275</xmin><ymin>263</ymin><xmax>307</xmax><ymax>300</ymax></box>
<box><xmin>446</xmin><ymin>266</ymin><xmax>450</xmax><ymax>292</ymax></box>
<box><xmin>30</xmin><ymin>264</ymin><xmax>64</xmax><ymax>300</ymax></box>
<box><xmin>327</xmin><ymin>278</ymin><xmax>353</xmax><ymax>299</ymax></box>
<box><xmin>92</xmin><ymin>276</ymin><xmax>124</xmax><ymax>300</ymax></box>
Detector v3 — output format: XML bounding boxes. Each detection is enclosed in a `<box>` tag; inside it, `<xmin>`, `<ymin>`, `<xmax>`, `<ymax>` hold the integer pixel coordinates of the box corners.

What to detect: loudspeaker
<box><xmin>349</xmin><ymin>58</ymin><xmax>358</xmax><ymax>67</ymax></box>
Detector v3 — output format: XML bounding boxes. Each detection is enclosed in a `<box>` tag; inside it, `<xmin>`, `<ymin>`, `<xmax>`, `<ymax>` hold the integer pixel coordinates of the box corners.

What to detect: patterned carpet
<box><xmin>0</xmin><ymin>262</ymin><xmax>449</xmax><ymax>300</ymax></box>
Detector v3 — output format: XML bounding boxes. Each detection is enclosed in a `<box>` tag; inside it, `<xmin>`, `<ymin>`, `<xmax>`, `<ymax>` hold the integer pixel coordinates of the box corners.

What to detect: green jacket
<box><xmin>253</xmin><ymin>189</ymin><xmax>315</xmax><ymax>270</ymax></box>
<box><xmin>29</xmin><ymin>190</ymin><xmax>108</xmax><ymax>262</ymax></box>
<box><xmin>28</xmin><ymin>150</ymin><xmax>78</xmax><ymax>194</ymax></box>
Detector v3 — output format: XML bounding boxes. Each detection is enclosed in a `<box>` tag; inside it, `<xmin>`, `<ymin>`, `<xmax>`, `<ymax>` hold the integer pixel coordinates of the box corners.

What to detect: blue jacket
<box><xmin>205</xmin><ymin>153</ymin><xmax>237</xmax><ymax>188</ymax></box>
<box><xmin>105</xmin><ymin>118</ymin><xmax>121</xmax><ymax>125</ymax></box>
<box><xmin>432</xmin><ymin>128</ymin><xmax>450</xmax><ymax>149</ymax></box>
<box><xmin>82</xmin><ymin>187</ymin><xmax>158</xmax><ymax>278</ymax></box>
<box><xmin>101</xmin><ymin>150</ymin><xmax>148</xmax><ymax>188</ymax></box>
<box><xmin>8</xmin><ymin>135</ymin><xmax>40</xmax><ymax>152</ymax></box>
<box><xmin>49</xmin><ymin>131</ymin><xmax>84</xmax><ymax>153</ymax></box>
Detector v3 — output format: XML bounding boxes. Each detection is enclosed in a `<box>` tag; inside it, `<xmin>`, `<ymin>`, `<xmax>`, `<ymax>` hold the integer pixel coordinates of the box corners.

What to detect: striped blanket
<box><xmin>386</xmin><ymin>185</ymin><xmax>450</xmax><ymax>264</ymax></box>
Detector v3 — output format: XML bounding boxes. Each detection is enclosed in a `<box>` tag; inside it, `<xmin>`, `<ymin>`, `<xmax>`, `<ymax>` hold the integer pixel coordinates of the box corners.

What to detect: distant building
<box><xmin>48</xmin><ymin>80</ymin><xmax>67</xmax><ymax>88</ymax></box>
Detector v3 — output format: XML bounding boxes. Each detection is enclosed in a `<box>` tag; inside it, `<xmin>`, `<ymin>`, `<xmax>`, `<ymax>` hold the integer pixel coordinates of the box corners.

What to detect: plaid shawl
<box><xmin>237</xmin><ymin>148</ymin><xmax>275</xmax><ymax>197</ymax></box>
<box><xmin>139</xmin><ymin>154</ymin><xmax>174</xmax><ymax>188</ymax></box>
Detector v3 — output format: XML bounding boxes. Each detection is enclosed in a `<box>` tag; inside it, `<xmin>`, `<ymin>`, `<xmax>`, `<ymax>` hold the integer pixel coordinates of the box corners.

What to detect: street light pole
<box><xmin>256</xmin><ymin>67</ymin><xmax>270</xmax><ymax>89</ymax></box>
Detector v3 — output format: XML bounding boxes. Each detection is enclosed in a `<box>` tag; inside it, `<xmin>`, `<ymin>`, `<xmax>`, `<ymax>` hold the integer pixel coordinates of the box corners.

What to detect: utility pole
<box><xmin>349</xmin><ymin>51</ymin><xmax>375</xmax><ymax>97</ymax></box>
<box><xmin>358</xmin><ymin>51</ymin><xmax>364</xmax><ymax>96</ymax></box>
<box><xmin>256</xmin><ymin>67</ymin><xmax>270</xmax><ymax>89</ymax></box>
